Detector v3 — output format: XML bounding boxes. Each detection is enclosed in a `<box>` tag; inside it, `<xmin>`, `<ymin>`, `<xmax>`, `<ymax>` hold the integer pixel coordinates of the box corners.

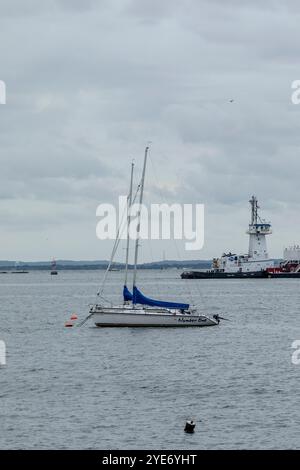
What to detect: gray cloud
<box><xmin>0</xmin><ymin>0</ymin><xmax>300</xmax><ymax>260</ymax></box>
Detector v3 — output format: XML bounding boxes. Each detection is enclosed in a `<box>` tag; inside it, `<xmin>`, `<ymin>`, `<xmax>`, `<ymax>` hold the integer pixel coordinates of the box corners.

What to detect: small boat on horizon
<box><xmin>11</xmin><ymin>261</ymin><xmax>29</xmax><ymax>274</ymax></box>
<box><xmin>50</xmin><ymin>259</ymin><xmax>58</xmax><ymax>275</ymax></box>
<box><xmin>108</xmin><ymin>264</ymin><xmax>120</xmax><ymax>272</ymax></box>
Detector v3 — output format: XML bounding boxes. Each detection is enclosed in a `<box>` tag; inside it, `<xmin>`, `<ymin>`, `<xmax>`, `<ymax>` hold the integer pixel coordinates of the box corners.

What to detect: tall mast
<box><xmin>133</xmin><ymin>146</ymin><xmax>149</xmax><ymax>289</ymax></box>
<box><xmin>124</xmin><ymin>160</ymin><xmax>134</xmax><ymax>287</ymax></box>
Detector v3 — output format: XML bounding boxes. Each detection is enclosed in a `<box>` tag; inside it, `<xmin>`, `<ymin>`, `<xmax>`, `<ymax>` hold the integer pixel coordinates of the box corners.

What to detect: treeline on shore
<box><xmin>0</xmin><ymin>260</ymin><xmax>212</xmax><ymax>271</ymax></box>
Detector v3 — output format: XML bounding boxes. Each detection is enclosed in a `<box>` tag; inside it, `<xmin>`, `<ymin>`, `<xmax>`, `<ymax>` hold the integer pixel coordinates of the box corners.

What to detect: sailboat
<box><xmin>88</xmin><ymin>147</ymin><xmax>220</xmax><ymax>327</ymax></box>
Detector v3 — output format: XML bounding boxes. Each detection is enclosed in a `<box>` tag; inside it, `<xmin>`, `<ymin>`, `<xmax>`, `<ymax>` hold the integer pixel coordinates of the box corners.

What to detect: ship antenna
<box><xmin>249</xmin><ymin>195</ymin><xmax>259</xmax><ymax>225</ymax></box>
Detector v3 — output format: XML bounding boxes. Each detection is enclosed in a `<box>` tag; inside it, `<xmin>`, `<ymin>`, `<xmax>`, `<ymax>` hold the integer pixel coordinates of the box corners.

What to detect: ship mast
<box><xmin>132</xmin><ymin>146</ymin><xmax>149</xmax><ymax>290</ymax></box>
<box><xmin>124</xmin><ymin>161</ymin><xmax>134</xmax><ymax>288</ymax></box>
<box><xmin>249</xmin><ymin>195</ymin><xmax>259</xmax><ymax>225</ymax></box>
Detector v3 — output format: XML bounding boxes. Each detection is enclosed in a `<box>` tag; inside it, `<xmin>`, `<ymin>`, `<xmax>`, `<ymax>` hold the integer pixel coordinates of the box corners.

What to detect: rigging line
<box><xmin>151</xmin><ymin>159</ymin><xmax>205</xmax><ymax>308</ymax></box>
<box><xmin>148</xmin><ymin>153</ymin><xmax>183</xmax><ymax>256</ymax></box>
<box><xmin>145</xmin><ymin>222</ymin><xmax>162</xmax><ymax>298</ymax></box>
<box><xmin>147</xmin><ymin>235</ymin><xmax>175</xmax><ymax>303</ymax></box>
<box><xmin>133</xmin><ymin>150</ymin><xmax>160</xmax><ymax>296</ymax></box>
<box><xmin>96</xmin><ymin>173</ymin><xmax>143</xmax><ymax>301</ymax></box>
<box><xmin>83</xmin><ymin>158</ymin><xmax>147</xmax><ymax>324</ymax></box>
<box><xmin>122</xmin><ymin>178</ymin><xmax>143</xmax><ymax>285</ymax></box>
<box><xmin>142</xmin><ymin>193</ymin><xmax>164</xmax><ymax>301</ymax></box>
<box><xmin>132</xmin><ymin>146</ymin><xmax>149</xmax><ymax>291</ymax></box>
<box><xmin>96</xmin><ymin>196</ymin><xmax>129</xmax><ymax>299</ymax></box>
<box><xmin>148</xmin><ymin>153</ymin><xmax>197</xmax><ymax>306</ymax></box>
<box><xmin>124</xmin><ymin>160</ymin><xmax>134</xmax><ymax>288</ymax></box>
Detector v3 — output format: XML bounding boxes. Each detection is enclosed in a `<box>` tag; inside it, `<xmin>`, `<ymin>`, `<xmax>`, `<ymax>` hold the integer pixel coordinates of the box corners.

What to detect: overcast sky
<box><xmin>1</xmin><ymin>0</ymin><xmax>300</xmax><ymax>262</ymax></box>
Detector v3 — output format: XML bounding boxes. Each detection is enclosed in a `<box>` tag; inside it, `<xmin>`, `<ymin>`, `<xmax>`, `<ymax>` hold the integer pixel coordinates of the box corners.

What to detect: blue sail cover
<box><xmin>133</xmin><ymin>286</ymin><xmax>189</xmax><ymax>310</ymax></box>
<box><xmin>123</xmin><ymin>285</ymin><xmax>133</xmax><ymax>301</ymax></box>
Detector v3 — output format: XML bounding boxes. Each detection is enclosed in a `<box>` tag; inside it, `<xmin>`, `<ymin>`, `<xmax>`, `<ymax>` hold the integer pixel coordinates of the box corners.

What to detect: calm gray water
<box><xmin>1</xmin><ymin>269</ymin><xmax>299</xmax><ymax>449</ymax></box>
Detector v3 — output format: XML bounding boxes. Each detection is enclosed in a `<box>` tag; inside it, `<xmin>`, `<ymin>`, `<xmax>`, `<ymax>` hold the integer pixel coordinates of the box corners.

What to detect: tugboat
<box><xmin>266</xmin><ymin>246</ymin><xmax>300</xmax><ymax>278</ymax></box>
<box><xmin>181</xmin><ymin>196</ymin><xmax>274</xmax><ymax>279</ymax></box>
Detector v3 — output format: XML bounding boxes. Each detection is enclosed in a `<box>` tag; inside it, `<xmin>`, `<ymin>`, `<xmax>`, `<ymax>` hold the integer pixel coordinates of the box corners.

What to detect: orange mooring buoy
<box><xmin>65</xmin><ymin>321</ymin><xmax>74</xmax><ymax>328</ymax></box>
<box><xmin>70</xmin><ymin>314</ymin><xmax>78</xmax><ymax>321</ymax></box>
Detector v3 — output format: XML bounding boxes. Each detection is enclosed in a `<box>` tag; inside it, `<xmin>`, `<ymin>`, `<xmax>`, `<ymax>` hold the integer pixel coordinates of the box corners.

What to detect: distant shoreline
<box><xmin>0</xmin><ymin>260</ymin><xmax>212</xmax><ymax>271</ymax></box>
<box><xmin>0</xmin><ymin>259</ymin><xmax>282</xmax><ymax>271</ymax></box>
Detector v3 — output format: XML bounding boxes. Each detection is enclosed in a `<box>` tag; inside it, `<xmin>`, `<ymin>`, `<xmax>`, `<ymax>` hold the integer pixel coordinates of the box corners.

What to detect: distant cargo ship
<box><xmin>181</xmin><ymin>196</ymin><xmax>274</xmax><ymax>279</ymax></box>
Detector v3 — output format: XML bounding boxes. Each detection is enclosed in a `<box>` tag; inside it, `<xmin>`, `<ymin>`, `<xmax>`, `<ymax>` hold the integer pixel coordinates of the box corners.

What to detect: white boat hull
<box><xmin>90</xmin><ymin>306</ymin><xmax>218</xmax><ymax>327</ymax></box>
